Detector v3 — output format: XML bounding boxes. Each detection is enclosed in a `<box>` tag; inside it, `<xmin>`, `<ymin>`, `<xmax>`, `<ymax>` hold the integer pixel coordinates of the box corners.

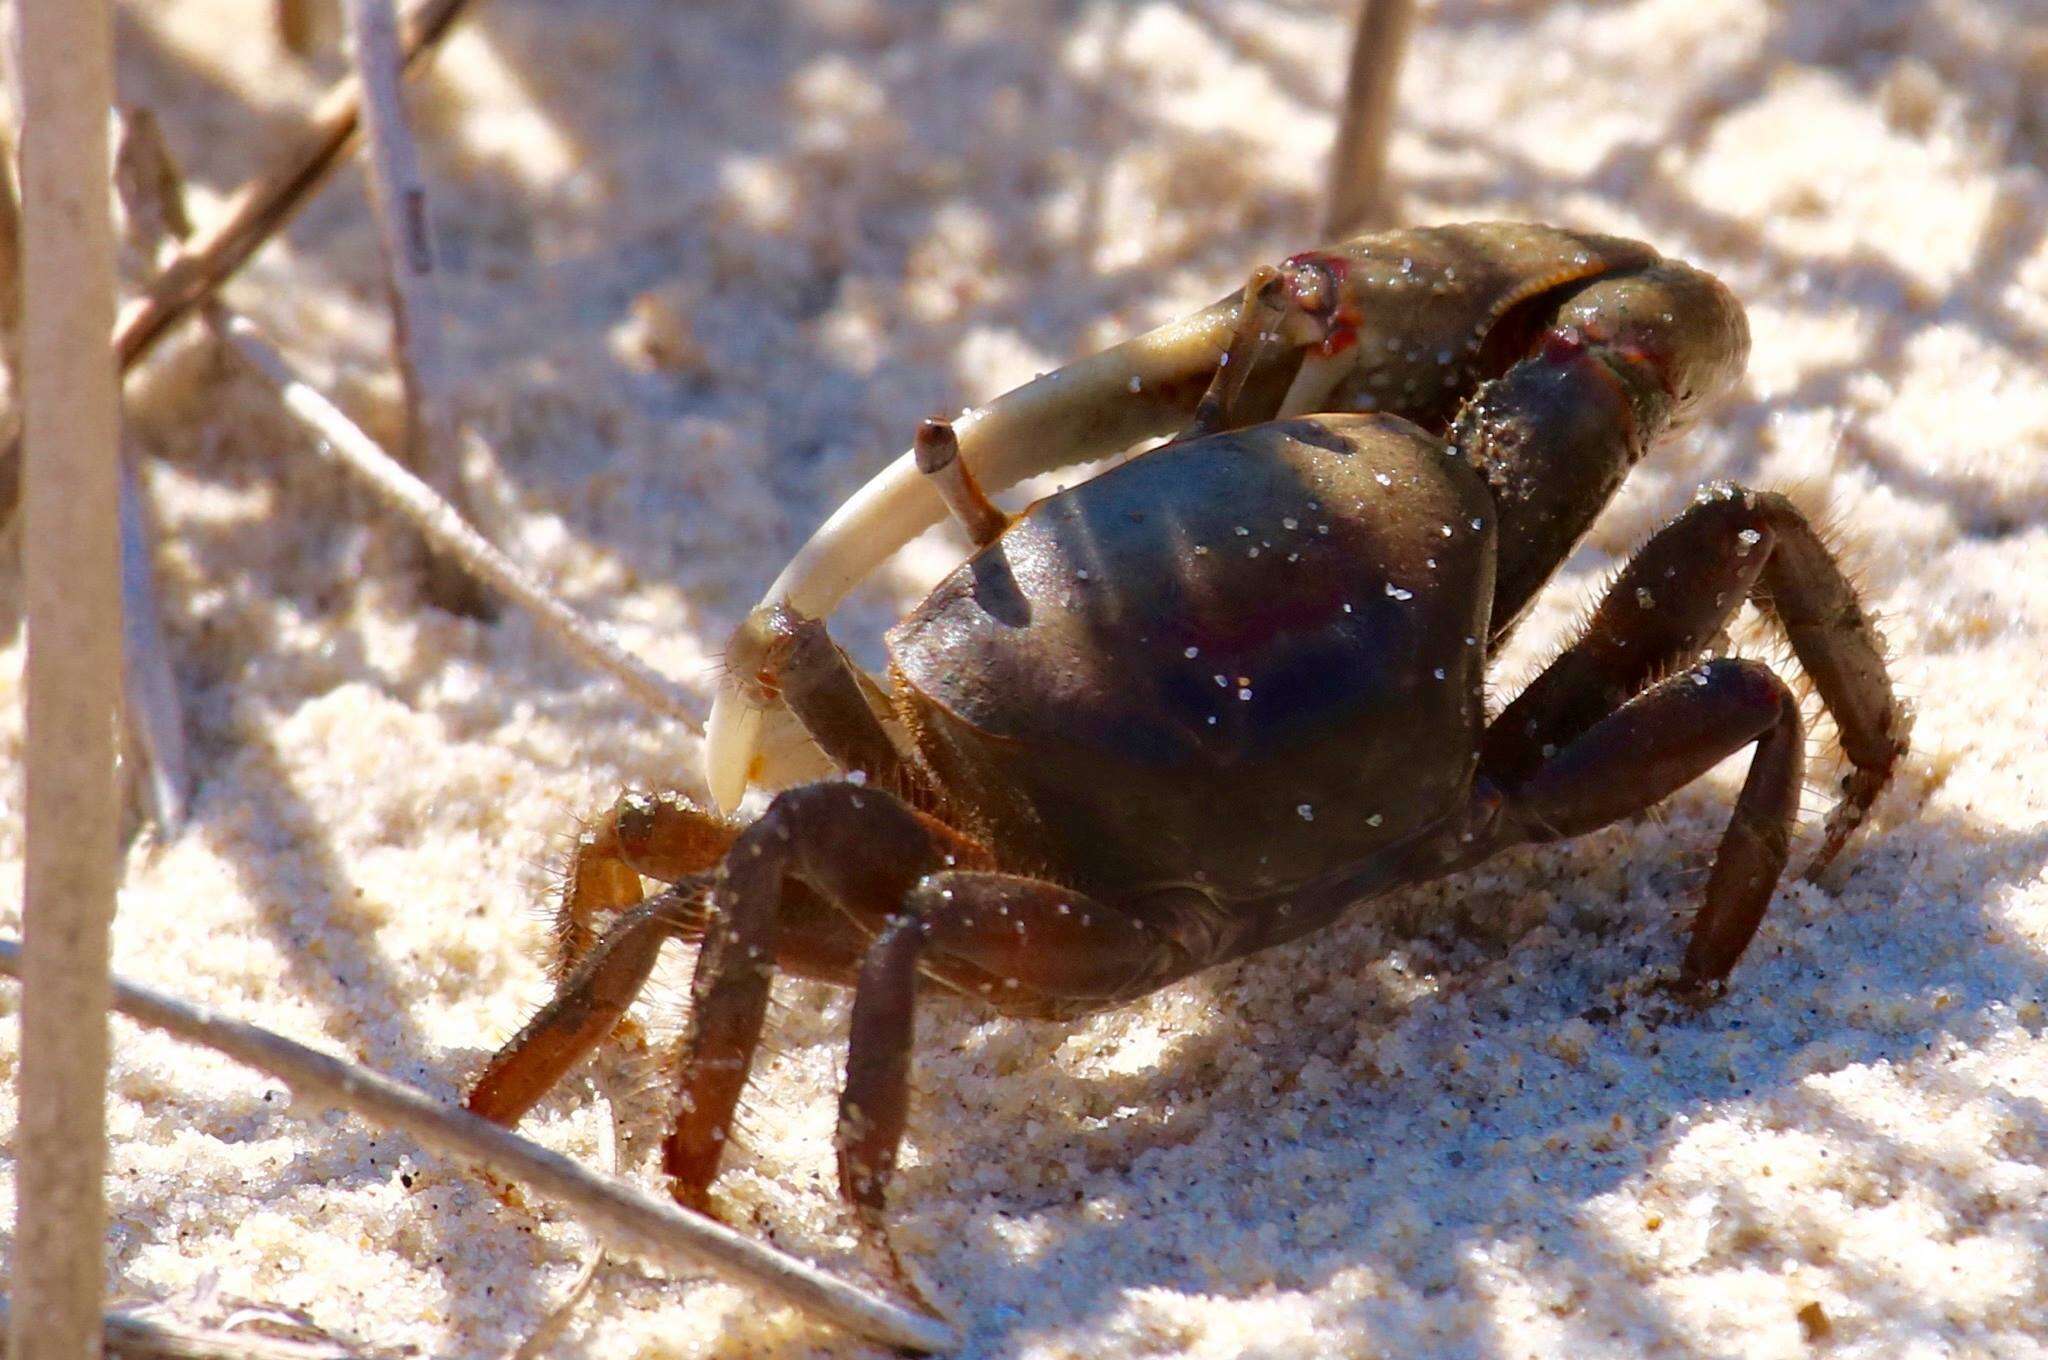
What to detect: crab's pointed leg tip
<box><xmin>704</xmin><ymin>684</ymin><xmax>764</xmax><ymax>814</ymax></box>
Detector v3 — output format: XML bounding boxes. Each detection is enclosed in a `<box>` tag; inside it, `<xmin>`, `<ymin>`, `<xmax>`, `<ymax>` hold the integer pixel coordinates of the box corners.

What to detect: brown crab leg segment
<box><xmin>914</xmin><ymin>418</ymin><xmax>1010</xmax><ymax>546</ymax></box>
<box><xmin>467</xmin><ymin>891</ymin><xmax>689</xmax><ymax>1124</ymax></box>
<box><xmin>1502</xmin><ymin>658</ymin><xmax>1804</xmax><ymax>985</ymax></box>
<box><xmin>550</xmin><ymin>791</ymin><xmax>742</xmax><ymax>974</ymax></box>
<box><xmin>466</xmin><ymin>791</ymin><xmax>741</xmax><ymax>1126</ymax></box>
<box><xmin>837</xmin><ymin>873</ymin><xmax>1178</xmax><ymax>1259</ymax></box>
<box><xmin>662</xmin><ymin>783</ymin><xmax>990</xmax><ymax>1210</ymax></box>
<box><xmin>1481</xmin><ymin>484</ymin><xmax>1904</xmax><ymax>872</ymax></box>
<box><xmin>1743</xmin><ymin>494</ymin><xmax>1907</xmax><ymax>872</ymax></box>
<box><xmin>724</xmin><ymin>602</ymin><xmax>916</xmax><ymax>797</ymax></box>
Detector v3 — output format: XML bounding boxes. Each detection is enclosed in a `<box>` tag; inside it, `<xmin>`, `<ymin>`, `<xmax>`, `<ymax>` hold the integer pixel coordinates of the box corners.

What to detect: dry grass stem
<box><xmin>0</xmin><ymin>939</ymin><xmax>957</xmax><ymax>1355</ymax></box>
<box><xmin>0</xmin><ymin>131</ymin><xmax>23</xmax><ymax>497</ymax></box>
<box><xmin>115</xmin><ymin>450</ymin><xmax>192</xmax><ymax>834</ymax></box>
<box><xmin>1323</xmin><ymin>0</ymin><xmax>1415</xmax><ymax>237</ymax></box>
<box><xmin>14</xmin><ymin>0</ymin><xmax>122</xmax><ymax>1353</ymax></box>
<box><xmin>112</xmin><ymin>108</ymin><xmax>202</xmax><ymax>835</ymax></box>
<box><xmin>214</xmin><ymin>313</ymin><xmax>704</xmax><ymax>730</ymax></box>
<box><xmin>344</xmin><ymin>0</ymin><xmax>489</xmax><ymax>616</ymax></box>
<box><xmin>0</xmin><ymin>0</ymin><xmax>488</xmax><ymax>524</ymax></box>
<box><xmin>0</xmin><ymin>1295</ymin><xmax>364</xmax><ymax>1360</ymax></box>
<box><xmin>0</xmin><ymin>137</ymin><xmax>21</xmax><ymax>376</ymax></box>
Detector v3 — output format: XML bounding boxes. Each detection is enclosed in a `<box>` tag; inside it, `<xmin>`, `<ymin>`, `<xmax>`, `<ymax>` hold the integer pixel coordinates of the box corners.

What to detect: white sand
<box><xmin>3</xmin><ymin>0</ymin><xmax>2045</xmax><ymax>1355</ymax></box>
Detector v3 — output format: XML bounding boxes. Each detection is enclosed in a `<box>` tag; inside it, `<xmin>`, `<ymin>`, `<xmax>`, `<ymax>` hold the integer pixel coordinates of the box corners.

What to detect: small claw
<box><xmin>705</xmin><ymin>681</ymin><xmax>764</xmax><ymax>814</ymax></box>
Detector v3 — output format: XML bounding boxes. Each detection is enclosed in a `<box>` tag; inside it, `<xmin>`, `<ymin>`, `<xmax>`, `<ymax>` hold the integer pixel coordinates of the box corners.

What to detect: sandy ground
<box><xmin>1</xmin><ymin>0</ymin><xmax>2045</xmax><ymax>1355</ymax></box>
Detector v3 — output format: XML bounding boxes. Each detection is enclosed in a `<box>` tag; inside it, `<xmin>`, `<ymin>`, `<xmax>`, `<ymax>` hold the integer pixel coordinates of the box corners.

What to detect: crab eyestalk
<box><xmin>914</xmin><ymin>418</ymin><xmax>1010</xmax><ymax>547</ymax></box>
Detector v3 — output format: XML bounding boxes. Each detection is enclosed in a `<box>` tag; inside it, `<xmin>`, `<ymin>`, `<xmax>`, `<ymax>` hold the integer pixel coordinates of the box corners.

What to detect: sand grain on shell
<box><xmin>3</xmin><ymin>1</ymin><xmax>2044</xmax><ymax>1356</ymax></box>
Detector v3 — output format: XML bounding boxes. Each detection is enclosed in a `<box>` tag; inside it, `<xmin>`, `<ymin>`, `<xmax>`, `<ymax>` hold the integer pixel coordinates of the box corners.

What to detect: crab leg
<box><xmin>838</xmin><ymin>870</ymin><xmax>1179</xmax><ymax>1288</ymax></box>
<box><xmin>662</xmin><ymin>783</ymin><xmax>991</xmax><ymax>1207</ymax></box>
<box><xmin>466</xmin><ymin>790</ymin><xmax>739</xmax><ymax>1124</ymax></box>
<box><xmin>466</xmin><ymin>892</ymin><xmax>684</xmax><ymax>1125</ymax></box>
<box><xmin>1481</xmin><ymin>484</ymin><xmax>1905</xmax><ymax>874</ymax></box>
<box><xmin>1499</xmin><ymin>657</ymin><xmax>1805</xmax><ymax>985</ymax></box>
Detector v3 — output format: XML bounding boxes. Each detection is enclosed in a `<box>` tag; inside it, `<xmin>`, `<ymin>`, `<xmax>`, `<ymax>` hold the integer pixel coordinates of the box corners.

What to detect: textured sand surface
<box><xmin>2</xmin><ymin>1</ymin><xmax>2045</xmax><ymax>1356</ymax></box>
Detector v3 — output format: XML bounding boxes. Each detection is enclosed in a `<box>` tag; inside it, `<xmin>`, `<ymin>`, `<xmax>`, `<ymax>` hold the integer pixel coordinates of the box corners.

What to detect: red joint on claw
<box><xmin>1278</xmin><ymin>253</ymin><xmax>1357</xmax><ymax>358</ymax></box>
<box><xmin>1317</xmin><ymin>302</ymin><xmax>1363</xmax><ymax>358</ymax></box>
<box><xmin>1539</xmin><ymin>326</ymin><xmax>1588</xmax><ymax>363</ymax></box>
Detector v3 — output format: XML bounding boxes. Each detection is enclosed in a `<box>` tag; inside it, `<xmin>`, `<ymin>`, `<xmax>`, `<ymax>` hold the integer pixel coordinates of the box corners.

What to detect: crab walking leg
<box><xmin>1743</xmin><ymin>494</ymin><xmax>1908</xmax><ymax>872</ymax></box>
<box><xmin>706</xmin><ymin>297</ymin><xmax>1240</xmax><ymax>810</ymax></box>
<box><xmin>662</xmin><ymin>783</ymin><xmax>993</xmax><ymax>1209</ymax></box>
<box><xmin>550</xmin><ymin>792</ymin><xmax>741</xmax><ymax>975</ymax></box>
<box><xmin>1481</xmin><ymin>484</ymin><xmax>1905</xmax><ymax>872</ymax></box>
<box><xmin>837</xmin><ymin>873</ymin><xmax>1182</xmax><ymax>1274</ymax></box>
<box><xmin>468</xmin><ymin>892</ymin><xmax>687</xmax><ymax>1125</ymax></box>
<box><xmin>1502</xmin><ymin>658</ymin><xmax>1804</xmax><ymax>985</ymax></box>
<box><xmin>466</xmin><ymin>792</ymin><xmax>738</xmax><ymax>1124</ymax></box>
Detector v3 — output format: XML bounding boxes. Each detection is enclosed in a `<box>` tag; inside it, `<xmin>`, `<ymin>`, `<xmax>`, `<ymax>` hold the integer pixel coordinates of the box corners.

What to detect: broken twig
<box><xmin>214</xmin><ymin>313</ymin><xmax>703</xmax><ymax>730</ymax></box>
<box><xmin>344</xmin><ymin>0</ymin><xmax>490</xmax><ymax>616</ymax></box>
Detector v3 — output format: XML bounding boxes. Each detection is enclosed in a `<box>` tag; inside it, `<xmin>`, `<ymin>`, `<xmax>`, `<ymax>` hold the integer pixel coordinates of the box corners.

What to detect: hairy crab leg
<box><xmin>467</xmin><ymin>891</ymin><xmax>687</xmax><ymax>1125</ymax></box>
<box><xmin>1481</xmin><ymin>484</ymin><xmax>1906</xmax><ymax>873</ymax></box>
<box><xmin>1499</xmin><ymin>658</ymin><xmax>1805</xmax><ymax>985</ymax></box>
<box><xmin>839</xmin><ymin>870</ymin><xmax>1180</xmax><ymax>1293</ymax></box>
<box><xmin>474</xmin><ymin>586</ymin><xmax>982</xmax><ymax>1130</ymax></box>
<box><xmin>466</xmin><ymin>791</ymin><xmax>739</xmax><ymax>1123</ymax></box>
<box><xmin>663</xmin><ymin>783</ymin><xmax>993</xmax><ymax>1209</ymax></box>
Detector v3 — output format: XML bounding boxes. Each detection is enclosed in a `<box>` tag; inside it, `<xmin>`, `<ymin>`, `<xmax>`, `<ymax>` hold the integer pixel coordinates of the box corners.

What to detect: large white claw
<box><xmin>705</xmin><ymin>299</ymin><xmax>1240</xmax><ymax>808</ymax></box>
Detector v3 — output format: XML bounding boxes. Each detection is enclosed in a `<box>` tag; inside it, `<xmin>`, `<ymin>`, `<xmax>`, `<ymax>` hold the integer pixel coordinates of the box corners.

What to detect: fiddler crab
<box><xmin>465</xmin><ymin>222</ymin><xmax>1906</xmax><ymax>1296</ymax></box>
